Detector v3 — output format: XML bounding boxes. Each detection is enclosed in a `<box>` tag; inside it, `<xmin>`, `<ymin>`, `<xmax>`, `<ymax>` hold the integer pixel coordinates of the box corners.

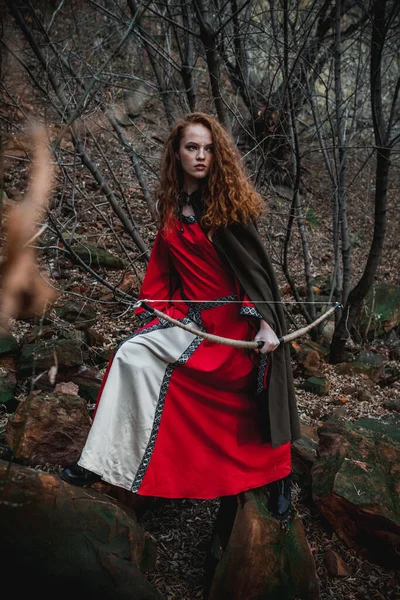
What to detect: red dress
<box><xmin>79</xmin><ymin>215</ymin><xmax>291</xmax><ymax>499</ymax></box>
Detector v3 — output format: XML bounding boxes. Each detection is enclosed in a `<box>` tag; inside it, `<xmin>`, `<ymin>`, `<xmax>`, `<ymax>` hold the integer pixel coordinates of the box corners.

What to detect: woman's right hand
<box><xmin>254</xmin><ymin>320</ymin><xmax>280</xmax><ymax>354</ymax></box>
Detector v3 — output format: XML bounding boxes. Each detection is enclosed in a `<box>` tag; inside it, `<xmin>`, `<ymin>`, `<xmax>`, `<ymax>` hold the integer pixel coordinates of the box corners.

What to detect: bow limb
<box><xmin>278</xmin><ymin>303</ymin><xmax>341</xmax><ymax>344</ymax></box>
<box><xmin>134</xmin><ymin>301</ymin><xmax>341</xmax><ymax>349</ymax></box>
<box><xmin>135</xmin><ymin>301</ymin><xmax>262</xmax><ymax>349</ymax></box>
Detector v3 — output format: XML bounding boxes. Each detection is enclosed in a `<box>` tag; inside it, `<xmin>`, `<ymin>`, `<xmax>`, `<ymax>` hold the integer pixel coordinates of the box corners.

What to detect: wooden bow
<box><xmin>134</xmin><ymin>301</ymin><xmax>342</xmax><ymax>350</ymax></box>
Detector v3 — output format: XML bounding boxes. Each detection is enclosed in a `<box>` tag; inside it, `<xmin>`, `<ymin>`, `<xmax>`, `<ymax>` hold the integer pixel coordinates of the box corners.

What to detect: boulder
<box><xmin>20</xmin><ymin>337</ymin><xmax>89</xmax><ymax>375</ymax></box>
<box><xmin>312</xmin><ymin>416</ymin><xmax>400</xmax><ymax>569</ymax></box>
<box><xmin>205</xmin><ymin>489</ymin><xmax>320</xmax><ymax>600</ymax></box>
<box><xmin>5</xmin><ymin>392</ymin><xmax>91</xmax><ymax>466</ymax></box>
<box><xmin>335</xmin><ymin>350</ymin><xmax>385</xmax><ymax>381</ymax></box>
<box><xmin>291</xmin><ymin>423</ymin><xmax>318</xmax><ymax>498</ymax></box>
<box><xmin>0</xmin><ymin>461</ymin><xmax>162</xmax><ymax>599</ymax></box>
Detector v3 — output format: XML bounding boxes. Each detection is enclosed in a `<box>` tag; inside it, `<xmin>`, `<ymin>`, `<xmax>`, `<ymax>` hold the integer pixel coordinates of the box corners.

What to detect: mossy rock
<box><xmin>20</xmin><ymin>338</ymin><xmax>89</xmax><ymax>374</ymax></box>
<box><xmin>71</xmin><ymin>242</ymin><xmax>124</xmax><ymax>270</ymax></box>
<box><xmin>312</xmin><ymin>416</ymin><xmax>400</xmax><ymax>569</ymax></box>
<box><xmin>54</xmin><ymin>302</ymin><xmax>97</xmax><ymax>329</ymax></box>
<box><xmin>0</xmin><ymin>333</ymin><xmax>19</xmax><ymax>357</ymax></box>
<box><xmin>0</xmin><ymin>378</ymin><xmax>16</xmax><ymax>406</ymax></box>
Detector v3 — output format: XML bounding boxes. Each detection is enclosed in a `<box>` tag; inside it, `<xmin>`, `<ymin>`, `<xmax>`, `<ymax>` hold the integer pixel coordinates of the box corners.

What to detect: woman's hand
<box><xmin>254</xmin><ymin>320</ymin><xmax>280</xmax><ymax>354</ymax></box>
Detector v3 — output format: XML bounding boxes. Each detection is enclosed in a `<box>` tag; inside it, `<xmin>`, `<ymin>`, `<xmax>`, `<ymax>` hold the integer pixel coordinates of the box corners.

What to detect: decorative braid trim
<box><xmin>131</xmin><ymin>335</ymin><xmax>203</xmax><ymax>492</ymax></box>
<box><xmin>240</xmin><ymin>305</ymin><xmax>263</xmax><ymax>319</ymax></box>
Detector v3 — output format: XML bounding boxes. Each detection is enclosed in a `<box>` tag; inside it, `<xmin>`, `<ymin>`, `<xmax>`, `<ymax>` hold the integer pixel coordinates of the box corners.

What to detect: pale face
<box><xmin>176</xmin><ymin>124</ymin><xmax>214</xmax><ymax>193</ymax></box>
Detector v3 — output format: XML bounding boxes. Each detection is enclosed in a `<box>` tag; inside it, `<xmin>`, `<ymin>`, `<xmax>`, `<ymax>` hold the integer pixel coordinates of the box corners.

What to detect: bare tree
<box><xmin>330</xmin><ymin>0</ymin><xmax>400</xmax><ymax>362</ymax></box>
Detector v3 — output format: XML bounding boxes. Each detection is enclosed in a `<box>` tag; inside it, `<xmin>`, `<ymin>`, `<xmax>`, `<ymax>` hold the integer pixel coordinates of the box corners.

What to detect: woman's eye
<box><xmin>206</xmin><ymin>147</ymin><xmax>214</xmax><ymax>152</ymax></box>
<box><xmin>186</xmin><ymin>145</ymin><xmax>196</xmax><ymax>150</ymax></box>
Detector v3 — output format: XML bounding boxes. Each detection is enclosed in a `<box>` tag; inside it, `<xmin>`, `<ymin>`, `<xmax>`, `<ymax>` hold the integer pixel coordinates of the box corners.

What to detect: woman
<box><xmin>61</xmin><ymin>112</ymin><xmax>300</xmax><ymax>518</ymax></box>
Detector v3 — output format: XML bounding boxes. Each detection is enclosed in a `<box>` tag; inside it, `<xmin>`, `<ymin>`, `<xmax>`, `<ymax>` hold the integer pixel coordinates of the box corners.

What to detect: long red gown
<box><xmin>79</xmin><ymin>215</ymin><xmax>291</xmax><ymax>499</ymax></box>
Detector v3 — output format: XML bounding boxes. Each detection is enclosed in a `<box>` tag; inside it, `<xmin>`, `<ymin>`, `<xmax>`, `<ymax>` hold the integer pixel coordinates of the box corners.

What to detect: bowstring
<box><xmin>140</xmin><ymin>298</ymin><xmax>338</xmax><ymax>305</ymax></box>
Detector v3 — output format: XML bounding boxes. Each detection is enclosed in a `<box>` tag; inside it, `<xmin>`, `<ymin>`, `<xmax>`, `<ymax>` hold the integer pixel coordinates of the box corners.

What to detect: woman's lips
<box><xmin>194</xmin><ymin>165</ymin><xmax>205</xmax><ymax>170</ymax></box>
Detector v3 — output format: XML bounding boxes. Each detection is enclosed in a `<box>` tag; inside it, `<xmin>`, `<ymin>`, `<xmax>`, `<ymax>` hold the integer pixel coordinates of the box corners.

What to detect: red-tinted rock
<box><xmin>324</xmin><ymin>549</ymin><xmax>351</xmax><ymax>577</ymax></box>
<box><xmin>205</xmin><ymin>489</ymin><xmax>320</xmax><ymax>599</ymax></box>
<box><xmin>5</xmin><ymin>392</ymin><xmax>91</xmax><ymax>466</ymax></box>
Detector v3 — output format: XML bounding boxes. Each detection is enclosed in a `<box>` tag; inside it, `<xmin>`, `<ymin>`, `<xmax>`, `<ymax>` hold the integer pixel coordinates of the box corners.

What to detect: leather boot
<box><xmin>59</xmin><ymin>464</ymin><xmax>102</xmax><ymax>487</ymax></box>
<box><xmin>266</xmin><ymin>473</ymin><xmax>292</xmax><ymax>520</ymax></box>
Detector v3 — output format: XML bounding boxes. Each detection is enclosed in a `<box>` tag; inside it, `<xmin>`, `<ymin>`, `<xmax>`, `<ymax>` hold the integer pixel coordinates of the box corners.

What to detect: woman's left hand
<box><xmin>254</xmin><ymin>320</ymin><xmax>280</xmax><ymax>354</ymax></box>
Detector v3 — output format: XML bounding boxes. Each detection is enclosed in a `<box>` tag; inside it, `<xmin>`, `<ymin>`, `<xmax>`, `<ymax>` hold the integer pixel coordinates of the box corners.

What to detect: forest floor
<box><xmin>1</xmin><ymin>18</ymin><xmax>400</xmax><ymax>599</ymax></box>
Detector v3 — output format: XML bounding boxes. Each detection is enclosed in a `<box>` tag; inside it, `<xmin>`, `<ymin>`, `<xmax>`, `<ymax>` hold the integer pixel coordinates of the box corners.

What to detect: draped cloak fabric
<box><xmin>78</xmin><ymin>199</ymin><xmax>299</xmax><ymax>499</ymax></box>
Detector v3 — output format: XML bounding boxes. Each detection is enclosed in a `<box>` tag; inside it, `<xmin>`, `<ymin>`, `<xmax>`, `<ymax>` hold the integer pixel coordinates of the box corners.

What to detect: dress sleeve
<box><xmin>240</xmin><ymin>292</ymin><xmax>264</xmax><ymax>319</ymax></box>
<box><xmin>134</xmin><ymin>230</ymin><xmax>178</xmax><ymax>320</ymax></box>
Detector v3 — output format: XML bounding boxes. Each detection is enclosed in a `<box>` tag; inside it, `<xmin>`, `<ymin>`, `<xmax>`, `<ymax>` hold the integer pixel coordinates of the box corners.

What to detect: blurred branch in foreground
<box><xmin>0</xmin><ymin>125</ymin><xmax>60</xmax><ymax>332</ymax></box>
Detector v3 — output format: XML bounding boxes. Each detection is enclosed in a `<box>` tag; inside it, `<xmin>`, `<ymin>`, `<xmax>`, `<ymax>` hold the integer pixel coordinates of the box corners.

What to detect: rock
<box><xmin>336</xmin><ymin>350</ymin><xmax>385</xmax><ymax>381</ymax></box>
<box><xmin>301</xmin><ymin>376</ymin><xmax>330</xmax><ymax>396</ymax></box>
<box><xmin>324</xmin><ymin>549</ymin><xmax>351</xmax><ymax>577</ymax></box>
<box><xmin>20</xmin><ymin>338</ymin><xmax>89</xmax><ymax>375</ymax></box>
<box><xmin>205</xmin><ymin>489</ymin><xmax>320</xmax><ymax>600</ymax></box>
<box><xmin>342</xmin><ymin>385</ymin><xmax>357</xmax><ymax>396</ymax></box>
<box><xmin>356</xmin><ymin>388</ymin><xmax>374</xmax><ymax>403</ymax></box>
<box><xmin>118</xmin><ymin>271</ymin><xmax>140</xmax><ymax>293</ymax></box>
<box><xmin>54</xmin><ymin>301</ymin><xmax>97</xmax><ymax>329</ymax></box>
<box><xmin>0</xmin><ymin>333</ymin><xmax>19</xmax><ymax>357</ymax></box>
<box><xmin>291</xmin><ymin>423</ymin><xmax>318</xmax><ymax>497</ymax></box>
<box><xmin>0</xmin><ymin>374</ymin><xmax>17</xmax><ymax>407</ymax></box>
<box><xmin>349</xmin><ymin>232</ymin><xmax>362</xmax><ymax>248</ymax></box>
<box><xmin>21</xmin><ymin>324</ymin><xmax>85</xmax><ymax>344</ymax></box>
<box><xmin>94</xmin><ymin>481</ymin><xmax>152</xmax><ymax>518</ymax></box>
<box><xmin>354</xmin><ymin>350</ymin><xmax>385</xmax><ymax>380</ymax></box>
<box><xmin>296</xmin><ymin>342</ymin><xmax>325</xmax><ymax>378</ymax></box>
<box><xmin>383</xmin><ymin>399</ymin><xmax>400</xmax><ymax>413</ymax></box>
<box><xmin>69</xmin><ymin>365</ymin><xmax>103</xmax><ymax>402</ymax></box>
<box><xmin>71</xmin><ymin>241</ymin><xmax>125</xmax><ymax>269</ymax></box>
<box><xmin>0</xmin><ymin>460</ymin><xmax>162</xmax><ymax>599</ymax></box>
<box><xmin>5</xmin><ymin>392</ymin><xmax>91</xmax><ymax>466</ymax></box>
<box><xmin>360</xmin><ymin>283</ymin><xmax>400</xmax><ymax>337</ymax></box>
<box><xmin>389</xmin><ymin>347</ymin><xmax>400</xmax><ymax>361</ymax></box>
<box><xmin>319</xmin><ymin>319</ymin><xmax>335</xmax><ymax>344</ymax></box>
<box><xmin>85</xmin><ymin>327</ymin><xmax>108</xmax><ymax>347</ymax></box>
<box><xmin>54</xmin><ymin>381</ymin><xmax>79</xmax><ymax>396</ymax></box>
<box><xmin>312</xmin><ymin>416</ymin><xmax>400</xmax><ymax>569</ymax></box>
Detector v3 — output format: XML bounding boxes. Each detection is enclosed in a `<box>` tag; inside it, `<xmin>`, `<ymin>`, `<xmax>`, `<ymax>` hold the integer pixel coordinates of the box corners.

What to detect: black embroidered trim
<box><xmin>256</xmin><ymin>354</ymin><xmax>269</xmax><ymax>395</ymax></box>
<box><xmin>240</xmin><ymin>305</ymin><xmax>263</xmax><ymax>319</ymax></box>
<box><xmin>137</xmin><ymin>309</ymin><xmax>153</xmax><ymax>320</ymax></box>
<box><xmin>180</xmin><ymin>292</ymin><xmax>238</xmax><ymax>328</ymax></box>
<box><xmin>131</xmin><ymin>334</ymin><xmax>203</xmax><ymax>493</ymax></box>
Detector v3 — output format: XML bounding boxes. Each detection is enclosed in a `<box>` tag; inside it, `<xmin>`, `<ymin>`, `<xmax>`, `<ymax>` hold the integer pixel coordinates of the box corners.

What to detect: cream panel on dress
<box><xmin>78</xmin><ymin>322</ymin><xmax>198</xmax><ymax>491</ymax></box>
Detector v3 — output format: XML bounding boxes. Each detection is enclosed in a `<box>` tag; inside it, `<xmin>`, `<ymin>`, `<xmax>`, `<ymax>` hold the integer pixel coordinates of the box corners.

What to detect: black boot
<box><xmin>266</xmin><ymin>473</ymin><xmax>292</xmax><ymax>520</ymax></box>
<box><xmin>59</xmin><ymin>464</ymin><xmax>102</xmax><ymax>487</ymax></box>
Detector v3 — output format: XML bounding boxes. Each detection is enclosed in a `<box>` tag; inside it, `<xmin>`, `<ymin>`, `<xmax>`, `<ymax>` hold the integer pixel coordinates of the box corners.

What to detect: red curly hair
<box><xmin>156</xmin><ymin>112</ymin><xmax>264</xmax><ymax>234</ymax></box>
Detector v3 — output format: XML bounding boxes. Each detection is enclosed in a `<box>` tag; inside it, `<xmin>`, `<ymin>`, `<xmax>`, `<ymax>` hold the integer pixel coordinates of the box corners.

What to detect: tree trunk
<box><xmin>330</xmin><ymin>146</ymin><xmax>390</xmax><ymax>363</ymax></box>
<box><xmin>330</xmin><ymin>0</ymin><xmax>392</xmax><ymax>363</ymax></box>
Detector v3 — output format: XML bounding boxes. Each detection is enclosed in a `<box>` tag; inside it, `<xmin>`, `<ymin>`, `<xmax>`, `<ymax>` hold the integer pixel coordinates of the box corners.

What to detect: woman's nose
<box><xmin>197</xmin><ymin>148</ymin><xmax>205</xmax><ymax>159</ymax></box>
